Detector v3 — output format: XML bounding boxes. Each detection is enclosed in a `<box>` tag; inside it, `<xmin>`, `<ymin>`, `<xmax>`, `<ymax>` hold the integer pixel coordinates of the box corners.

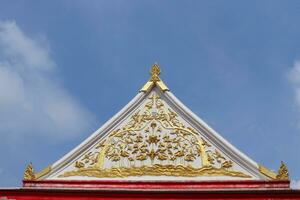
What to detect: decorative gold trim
<box><xmin>35</xmin><ymin>165</ymin><xmax>52</xmax><ymax>179</ymax></box>
<box><xmin>23</xmin><ymin>162</ymin><xmax>35</xmax><ymax>180</ymax></box>
<box><xmin>258</xmin><ymin>164</ymin><xmax>277</xmax><ymax>179</ymax></box>
<box><xmin>140</xmin><ymin>64</ymin><xmax>169</xmax><ymax>93</ymax></box>
<box><xmin>276</xmin><ymin>161</ymin><xmax>289</xmax><ymax>180</ymax></box>
<box><xmin>140</xmin><ymin>81</ymin><xmax>154</xmax><ymax>93</ymax></box>
<box><xmin>60</xmin><ymin>164</ymin><xmax>251</xmax><ymax>178</ymax></box>
<box><xmin>156</xmin><ymin>80</ymin><xmax>170</xmax><ymax>92</ymax></box>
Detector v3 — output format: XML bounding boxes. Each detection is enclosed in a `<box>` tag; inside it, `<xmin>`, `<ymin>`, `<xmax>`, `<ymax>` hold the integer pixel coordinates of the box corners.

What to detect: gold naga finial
<box><xmin>276</xmin><ymin>161</ymin><xmax>289</xmax><ymax>180</ymax></box>
<box><xmin>258</xmin><ymin>161</ymin><xmax>290</xmax><ymax>180</ymax></box>
<box><xmin>23</xmin><ymin>162</ymin><xmax>35</xmax><ymax>180</ymax></box>
<box><xmin>150</xmin><ymin>63</ymin><xmax>161</xmax><ymax>82</ymax></box>
<box><xmin>140</xmin><ymin>63</ymin><xmax>169</xmax><ymax>93</ymax></box>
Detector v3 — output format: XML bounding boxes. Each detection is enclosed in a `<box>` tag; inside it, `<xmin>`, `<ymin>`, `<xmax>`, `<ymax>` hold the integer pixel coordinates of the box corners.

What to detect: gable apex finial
<box><xmin>150</xmin><ymin>63</ymin><xmax>161</xmax><ymax>82</ymax></box>
<box><xmin>140</xmin><ymin>63</ymin><xmax>169</xmax><ymax>93</ymax></box>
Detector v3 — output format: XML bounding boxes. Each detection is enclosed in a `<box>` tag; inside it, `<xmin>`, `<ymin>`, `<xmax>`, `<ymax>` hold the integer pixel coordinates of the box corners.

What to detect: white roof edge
<box><xmin>163</xmin><ymin>91</ymin><xmax>264</xmax><ymax>178</ymax></box>
<box><xmin>49</xmin><ymin>92</ymin><xmax>146</xmax><ymax>174</ymax></box>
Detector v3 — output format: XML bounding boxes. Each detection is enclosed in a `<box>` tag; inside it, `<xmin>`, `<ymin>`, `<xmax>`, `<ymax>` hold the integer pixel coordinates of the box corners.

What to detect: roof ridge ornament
<box><xmin>150</xmin><ymin>63</ymin><xmax>161</xmax><ymax>82</ymax></box>
<box><xmin>258</xmin><ymin>161</ymin><xmax>289</xmax><ymax>180</ymax></box>
<box><xmin>23</xmin><ymin>162</ymin><xmax>35</xmax><ymax>180</ymax></box>
<box><xmin>276</xmin><ymin>161</ymin><xmax>289</xmax><ymax>180</ymax></box>
<box><xmin>23</xmin><ymin>162</ymin><xmax>52</xmax><ymax>181</ymax></box>
<box><xmin>140</xmin><ymin>63</ymin><xmax>169</xmax><ymax>93</ymax></box>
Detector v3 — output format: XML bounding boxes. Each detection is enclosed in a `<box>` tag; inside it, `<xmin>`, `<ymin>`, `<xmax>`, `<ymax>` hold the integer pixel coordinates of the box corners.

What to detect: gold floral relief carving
<box><xmin>60</xmin><ymin>92</ymin><xmax>251</xmax><ymax>178</ymax></box>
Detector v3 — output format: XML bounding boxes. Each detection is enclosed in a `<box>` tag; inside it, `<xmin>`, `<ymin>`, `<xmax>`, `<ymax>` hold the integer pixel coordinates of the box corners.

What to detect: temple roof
<box><xmin>24</xmin><ymin>64</ymin><xmax>289</xmax><ymax>181</ymax></box>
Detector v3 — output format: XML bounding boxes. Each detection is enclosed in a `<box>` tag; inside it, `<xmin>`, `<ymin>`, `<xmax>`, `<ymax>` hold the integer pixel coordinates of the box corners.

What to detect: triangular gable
<box><xmin>24</xmin><ymin>64</ymin><xmax>289</xmax><ymax>181</ymax></box>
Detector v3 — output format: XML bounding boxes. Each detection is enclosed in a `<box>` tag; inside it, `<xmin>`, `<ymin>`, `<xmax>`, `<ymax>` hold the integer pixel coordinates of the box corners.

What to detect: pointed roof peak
<box><xmin>26</xmin><ymin>63</ymin><xmax>288</xmax><ymax>182</ymax></box>
<box><xmin>140</xmin><ymin>63</ymin><xmax>169</xmax><ymax>93</ymax></box>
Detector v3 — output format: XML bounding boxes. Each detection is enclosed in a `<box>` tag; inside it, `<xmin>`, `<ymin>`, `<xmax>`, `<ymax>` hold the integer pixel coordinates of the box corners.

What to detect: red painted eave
<box><xmin>1</xmin><ymin>187</ymin><xmax>300</xmax><ymax>200</ymax></box>
<box><xmin>2</xmin><ymin>180</ymin><xmax>298</xmax><ymax>199</ymax></box>
<box><xmin>22</xmin><ymin>179</ymin><xmax>290</xmax><ymax>190</ymax></box>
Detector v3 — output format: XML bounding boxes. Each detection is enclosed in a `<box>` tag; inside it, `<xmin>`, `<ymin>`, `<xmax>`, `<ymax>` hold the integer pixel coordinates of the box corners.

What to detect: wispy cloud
<box><xmin>0</xmin><ymin>20</ymin><xmax>96</xmax><ymax>142</ymax></box>
<box><xmin>288</xmin><ymin>61</ymin><xmax>300</xmax><ymax>120</ymax></box>
<box><xmin>291</xmin><ymin>180</ymin><xmax>300</xmax><ymax>189</ymax></box>
<box><xmin>288</xmin><ymin>62</ymin><xmax>300</xmax><ymax>188</ymax></box>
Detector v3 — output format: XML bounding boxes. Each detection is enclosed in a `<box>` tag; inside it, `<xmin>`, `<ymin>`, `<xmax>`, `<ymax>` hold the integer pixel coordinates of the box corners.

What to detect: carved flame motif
<box><xmin>23</xmin><ymin>162</ymin><xmax>35</xmax><ymax>180</ymax></box>
<box><xmin>60</xmin><ymin>92</ymin><xmax>251</xmax><ymax>178</ymax></box>
<box><xmin>276</xmin><ymin>161</ymin><xmax>289</xmax><ymax>180</ymax></box>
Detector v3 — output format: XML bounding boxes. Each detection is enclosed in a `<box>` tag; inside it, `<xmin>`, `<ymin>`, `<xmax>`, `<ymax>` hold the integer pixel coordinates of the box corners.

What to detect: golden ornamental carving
<box><xmin>23</xmin><ymin>163</ymin><xmax>52</xmax><ymax>180</ymax></box>
<box><xmin>140</xmin><ymin>64</ymin><xmax>169</xmax><ymax>92</ymax></box>
<box><xmin>60</xmin><ymin>92</ymin><xmax>251</xmax><ymax>178</ymax></box>
<box><xmin>276</xmin><ymin>161</ymin><xmax>289</xmax><ymax>180</ymax></box>
<box><xmin>150</xmin><ymin>63</ymin><xmax>161</xmax><ymax>82</ymax></box>
<box><xmin>23</xmin><ymin>162</ymin><xmax>35</xmax><ymax>180</ymax></box>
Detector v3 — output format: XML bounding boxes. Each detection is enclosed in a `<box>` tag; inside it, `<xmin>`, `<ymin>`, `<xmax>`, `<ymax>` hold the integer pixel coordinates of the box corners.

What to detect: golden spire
<box><xmin>23</xmin><ymin>162</ymin><xmax>35</xmax><ymax>180</ymax></box>
<box><xmin>140</xmin><ymin>63</ymin><xmax>169</xmax><ymax>93</ymax></box>
<box><xmin>276</xmin><ymin>161</ymin><xmax>289</xmax><ymax>180</ymax></box>
<box><xmin>150</xmin><ymin>63</ymin><xmax>161</xmax><ymax>82</ymax></box>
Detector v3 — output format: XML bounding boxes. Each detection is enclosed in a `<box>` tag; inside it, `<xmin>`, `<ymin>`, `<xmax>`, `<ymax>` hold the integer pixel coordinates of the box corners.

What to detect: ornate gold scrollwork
<box><xmin>60</xmin><ymin>92</ymin><xmax>251</xmax><ymax>178</ymax></box>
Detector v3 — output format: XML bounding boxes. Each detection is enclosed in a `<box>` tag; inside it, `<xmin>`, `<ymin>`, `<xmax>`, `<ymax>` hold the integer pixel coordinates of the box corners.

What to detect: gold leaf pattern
<box><xmin>60</xmin><ymin>92</ymin><xmax>250</xmax><ymax>178</ymax></box>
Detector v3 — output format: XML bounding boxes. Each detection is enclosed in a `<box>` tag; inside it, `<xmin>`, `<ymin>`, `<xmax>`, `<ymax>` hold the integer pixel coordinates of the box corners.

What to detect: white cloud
<box><xmin>0</xmin><ymin>20</ymin><xmax>96</xmax><ymax>141</ymax></box>
<box><xmin>288</xmin><ymin>61</ymin><xmax>300</xmax><ymax>115</ymax></box>
<box><xmin>291</xmin><ymin>180</ymin><xmax>300</xmax><ymax>189</ymax></box>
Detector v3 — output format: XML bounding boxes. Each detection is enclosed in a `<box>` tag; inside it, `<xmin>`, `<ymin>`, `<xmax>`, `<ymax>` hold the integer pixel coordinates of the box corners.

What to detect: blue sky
<box><xmin>0</xmin><ymin>1</ymin><xmax>300</xmax><ymax>188</ymax></box>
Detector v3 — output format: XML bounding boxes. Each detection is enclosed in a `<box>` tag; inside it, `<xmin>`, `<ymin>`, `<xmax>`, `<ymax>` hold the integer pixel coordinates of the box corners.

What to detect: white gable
<box><xmin>30</xmin><ymin>64</ymin><xmax>281</xmax><ymax>181</ymax></box>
